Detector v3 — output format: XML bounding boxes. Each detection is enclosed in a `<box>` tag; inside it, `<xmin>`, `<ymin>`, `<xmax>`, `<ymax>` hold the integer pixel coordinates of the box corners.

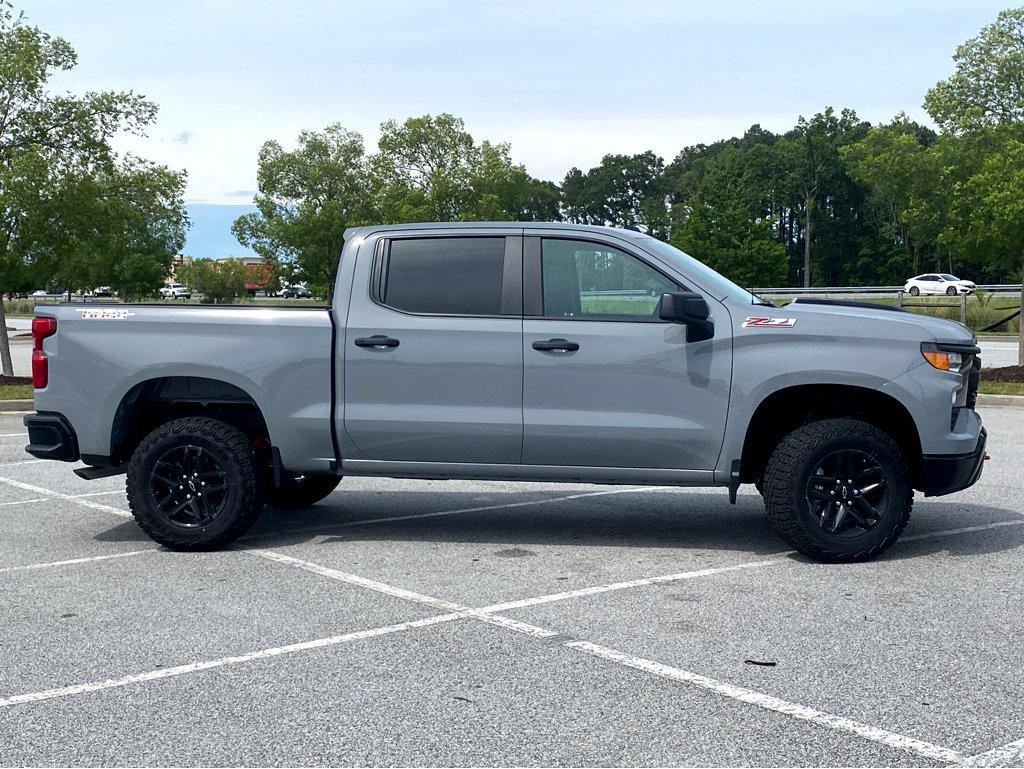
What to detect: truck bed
<box><xmin>33</xmin><ymin>303</ymin><xmax>338</xmax><ymax>473</ymax></box>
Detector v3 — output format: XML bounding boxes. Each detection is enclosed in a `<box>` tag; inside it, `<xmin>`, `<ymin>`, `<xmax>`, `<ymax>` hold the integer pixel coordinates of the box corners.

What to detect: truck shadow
<box><xmin>254</xmin><ymin>490</ymin><xmax>1024</xmax><ymax>561</ymax></box>
<box><xmin>92</xmin><ymin>488</ymin><xmax>1024</xmax><ymax>561</ymax></box>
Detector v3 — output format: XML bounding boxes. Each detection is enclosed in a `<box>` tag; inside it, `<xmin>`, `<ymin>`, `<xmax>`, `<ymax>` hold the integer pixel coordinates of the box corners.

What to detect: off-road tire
<box><xmin>266</xmin><ymin>476</ymin><xmax>341</xmax><ymax>509</ymax></box>
<box><xmin>762</xmin><ymin>418</ymin><xmax>912</xmax><ymax>562</ymax></box>
<box><xmin>127</xmin><ymin>417</ymin><xmax>264</xmax><ymax>550</ymax></box>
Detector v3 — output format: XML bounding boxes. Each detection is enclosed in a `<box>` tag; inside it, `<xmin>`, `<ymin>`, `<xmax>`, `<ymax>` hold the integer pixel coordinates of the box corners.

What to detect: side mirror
<box><xmin>659</xmin><ymin>291</ymin><xmax>714</xmax><ymax>342</ymax></box>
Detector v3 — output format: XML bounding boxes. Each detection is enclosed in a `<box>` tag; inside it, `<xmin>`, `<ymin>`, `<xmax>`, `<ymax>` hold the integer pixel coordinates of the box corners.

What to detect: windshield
<box><xmin>940</xmin><ymin>274</ymin><xmax>958</xmax><ymax>281</ymax></box>
<box><xmin>637</xmin><ymin>237</ymin><xmax>770</xmax><ymax>305</ymax></box>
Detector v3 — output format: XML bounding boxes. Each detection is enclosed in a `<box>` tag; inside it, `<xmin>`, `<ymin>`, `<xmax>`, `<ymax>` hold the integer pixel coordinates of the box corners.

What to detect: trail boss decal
<box><xmin>77</xmin><ymin>309</ymin><xmax>135</xmax><ymax>320</ymax></box>
<box><xmin>742</xmin><ymin>316</ymin><xmax>796</xmax><ymax>329</ymax></box>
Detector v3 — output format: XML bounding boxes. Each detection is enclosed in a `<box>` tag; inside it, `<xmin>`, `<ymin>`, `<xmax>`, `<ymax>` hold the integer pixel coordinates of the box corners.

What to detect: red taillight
<box><xmin>31</xmin><ymin>349</ymin><xmax>48</xmax><ymax>388</ymax></box>
<box><xmin>31</xmin><ymin>316</ymin><xmax>57</xmax><ymax>389</ymax></box>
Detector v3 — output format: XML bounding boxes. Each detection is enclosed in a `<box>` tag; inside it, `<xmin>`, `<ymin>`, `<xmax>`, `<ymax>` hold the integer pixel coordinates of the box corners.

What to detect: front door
<box><xmin>521</xmin><ymin>235</ymin><xmax>731</xmax><ymax>471</ymax></box>
<box><xmin>343</xmin><ymin>233</ymin><xmax>524</xmax><ymax>465</ymax></box>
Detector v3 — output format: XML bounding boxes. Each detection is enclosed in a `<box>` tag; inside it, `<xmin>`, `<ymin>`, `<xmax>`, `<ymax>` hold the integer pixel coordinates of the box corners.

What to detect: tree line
<box><xmin>237</xmin><ymin>8</ymin><xmax>1024</xmax><ymax>304</ymax></box>
<box><xmin>3</xmin><ymin>3</ymin><xmax>1024</xmax><ymax>377</ymax></box>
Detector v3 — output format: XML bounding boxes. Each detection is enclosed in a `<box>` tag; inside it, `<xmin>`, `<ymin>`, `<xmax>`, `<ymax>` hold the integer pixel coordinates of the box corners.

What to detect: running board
<box><xmin>74</xmin><ymin>464</ymin><xmax>127</xmax><ymax>480</ymax></box>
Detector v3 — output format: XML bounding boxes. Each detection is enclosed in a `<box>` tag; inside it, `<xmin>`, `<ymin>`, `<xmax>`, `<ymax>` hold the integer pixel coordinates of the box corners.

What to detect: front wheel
<box><xmin>946</xmin><ymin>286</ymin><xmax>958</xmax><ymax>296</ymax></box>
<box><xmin>126</xmin><ymin>417</ymin><xmax>264</xmax><ymax>550</ymax></box>
<box><xmin>762</xmin><ymin>418</ymin><xmax>912</xmax><ymax>562</ymax></box>
<box><xmin>909</xmin><ymin>286</ymin><xmax>920</xmax><ymax>296</ymax></box>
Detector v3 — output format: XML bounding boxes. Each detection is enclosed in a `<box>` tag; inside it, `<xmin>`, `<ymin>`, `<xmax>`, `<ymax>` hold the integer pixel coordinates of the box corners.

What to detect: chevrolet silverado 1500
<box><xmin>24</xmin><ymin>223</ymin><xmax>987</xmax><ymax>561</ymax></box>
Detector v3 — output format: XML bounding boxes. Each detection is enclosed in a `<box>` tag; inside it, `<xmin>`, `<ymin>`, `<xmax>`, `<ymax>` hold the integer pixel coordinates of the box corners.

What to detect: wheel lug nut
<box><xmin>186</xmin><ymin>494</ymin><xmax>191</xmax><ymax>499</ymax></box>
<box><xmin>200</xmin><ymin>482</ymin><xmax>205</xmax><ymax>487</ymax></box>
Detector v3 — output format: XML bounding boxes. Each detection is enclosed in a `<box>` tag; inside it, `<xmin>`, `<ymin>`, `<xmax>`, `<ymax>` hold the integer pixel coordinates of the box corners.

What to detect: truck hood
<box><xmin>781</xmin><ymin>298</ymin><xmax>974</xmax><ymax>343</ymax></box>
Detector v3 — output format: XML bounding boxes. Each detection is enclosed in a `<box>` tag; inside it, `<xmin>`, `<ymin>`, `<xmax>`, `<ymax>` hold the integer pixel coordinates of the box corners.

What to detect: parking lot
<box><xmin>0</xmin><ymin>406</ymin><xmax>1022</xmax><ymax>767</ymax></box>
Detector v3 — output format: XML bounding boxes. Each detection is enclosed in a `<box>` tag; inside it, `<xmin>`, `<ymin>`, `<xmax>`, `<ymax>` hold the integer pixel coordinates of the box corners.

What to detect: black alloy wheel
<box><xmin>150</xmin><ymin>444</ymin><xmax>229</xmax><ymax>528</ymax></box>
<box><xmin>127</xmin><ymin>417</ymin><xmax>264</xmax><ymax>550</ymax></box>
<box><xmin>805</xmin><ymin>449</ymin><xmax>889</xmax><ymax>537</ymax></box>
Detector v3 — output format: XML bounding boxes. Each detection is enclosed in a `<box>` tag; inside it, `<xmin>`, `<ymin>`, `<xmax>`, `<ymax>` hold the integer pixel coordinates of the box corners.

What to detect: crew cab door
<box><xmin>521</xmin><ymin>235</ymin><xmax>731</xmax><ymax>471</ymax></box>
<box><xmin>342</xmin><ymin>232</ymin><xmax>524</xmax><ymax>465</ymax></box>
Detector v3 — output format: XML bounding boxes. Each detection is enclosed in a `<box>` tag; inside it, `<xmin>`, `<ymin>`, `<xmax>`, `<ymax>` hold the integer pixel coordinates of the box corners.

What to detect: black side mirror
<box><xmin>659</xmin><ymin>291</ymin><xmax>714</xmax><ymax>342</ymax></box>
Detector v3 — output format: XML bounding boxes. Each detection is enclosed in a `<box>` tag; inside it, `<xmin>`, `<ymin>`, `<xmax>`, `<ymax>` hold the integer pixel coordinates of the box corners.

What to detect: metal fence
<box><xmin>754</xmin><ymin>284</ymin><xmax>1022</xmax><ymax>296</ymax></box>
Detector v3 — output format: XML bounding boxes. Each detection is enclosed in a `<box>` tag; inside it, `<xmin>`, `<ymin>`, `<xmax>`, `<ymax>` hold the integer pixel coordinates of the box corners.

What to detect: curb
<box><xmin>0</xmin><ymin>399</ymin><xmax>32</xmax><ymax>411</ymax></box>
<box><xmin>975</xmin><ymin>394</ymin><xmax>1024</xmax><ymax>407</ymax></box>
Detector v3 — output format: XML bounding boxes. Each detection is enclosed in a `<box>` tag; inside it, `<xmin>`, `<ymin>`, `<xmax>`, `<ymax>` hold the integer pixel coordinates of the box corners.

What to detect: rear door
<box><xmin>342</xmin><ymin>231</ymin><xmax>524</xmax><ymax>465</ymax></box>
<box><xmin>521</xmin><ymin>234</ymin><xmax>731</xmax><ymax>471</ymax></box>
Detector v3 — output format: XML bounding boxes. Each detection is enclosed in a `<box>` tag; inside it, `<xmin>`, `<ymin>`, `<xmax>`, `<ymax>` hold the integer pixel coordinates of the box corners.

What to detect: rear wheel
<box><xmin>127</xmin><ymin>417</ymin><xmax>264</xmax><ymax>550</ymax></box>
<box><xmin>762</xmin><ymin>418</ymin><xmax>912</xmax><ymax>562</ymax></box>
<box><xmin>909</xmin><ymin>285</ymin><xmax>920</xmax><ymax>296</ymax></box>
<box><xmin>266</xmin><ymin>475</ymin><xmax>341</xmax><ymax>509</ymax></box>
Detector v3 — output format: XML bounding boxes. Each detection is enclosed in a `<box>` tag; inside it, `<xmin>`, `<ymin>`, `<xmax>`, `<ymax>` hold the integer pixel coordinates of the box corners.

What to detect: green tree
<box><xmin>841</xmin><ymin>115</ymin><xmax>939</xmax><ymax>277</ymax></box>
<box><xmin>31</xmin><ymin>157</ymin><xmax>187</xmax><ymax>300</ymax></box>
<box><xmin>370</xmin><ymin>113</ymin><xmax>554</xmax><ymax>223</ymax></box>
<box><xmin>0</xmin><ymin>2</ymin><xmax>161</xmax><ymax>375</ymax></box>
<box><xmin>774</xmin><ymin>108</ymin><xmax>869</xmax><ymax>286</ymax></box>
<box><xmin>672</xmin><ymin>146</ymin><xmax>787</xmax><ymax>287</ymax></box>
<box><xmin>176</xmin><ymin>257</ymin><xmax>247</xmax><ymax>304</ymax></box>
<box><xmin>561</xmin><ymin>152</ymin><xmax>669</xmax><ymax>238</ymax></box>
<box><xmin>925</xmin><ymin>8</ymin><xmax>1024</xmax><ymax>358</ymax></box>
<box><xmin>925</xmin><ymin>8</ymin><xmax>1024</xmax><ymax>132</ymax></box>
<box><xmin>233</xmin><ymin>123</ymin><xmax>373</xmax><ymax>300</ymax></box>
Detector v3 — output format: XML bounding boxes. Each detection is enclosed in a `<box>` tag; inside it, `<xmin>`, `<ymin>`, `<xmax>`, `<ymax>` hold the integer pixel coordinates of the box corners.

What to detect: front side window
<box><xmin>541</xmin><ymin>238</ymin><xmax>678</xmax><ymax>319</ymax></box>
<box><xmin>383</xmin><ymin>237</ymin><xmax>505</xmax><ymax>315</ymax></box>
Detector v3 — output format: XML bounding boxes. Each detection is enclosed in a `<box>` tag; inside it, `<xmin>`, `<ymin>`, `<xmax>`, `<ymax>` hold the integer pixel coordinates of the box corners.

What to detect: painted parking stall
<box><xmin>1</xmin><ymin>407</ymin><xmax>1023</xmax><ymax>766</ymax></box>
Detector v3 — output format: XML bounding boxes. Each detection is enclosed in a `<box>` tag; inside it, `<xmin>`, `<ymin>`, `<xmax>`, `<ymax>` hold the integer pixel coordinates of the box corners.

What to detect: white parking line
<box><xmin>479</xmin><ymin>558</ymin><xmax>786</xmax><ymax>614</ymax></box>
<box><xmin>247</xmin><ymin>548</ymin><xmax>565</xmax><ymax>640</ymax></box>
<box><xmin>0</xmin><ymin>459</ymin><xmax>44</xmax><ymax>467</ymax></box>
<box><xmin>0</xmin><ymin>497</ymin><xmax>46</xmax><ymax>507</ymax></box>
<box><xmin>0</xmin><ymin>549</ymin><xmax>155</xmax><ymax>574</ymax></box>
<box><xmin>901</xmin><ymin>518</ymin><xmax>1024</xmax><ymax>542</ymax></box>
<box><xmin>252</xmin><ymin>485</ymin><xmax>674</xmax><ymax>541</ymax></box>
<box><xmin>958</xmin><ymin>737</ymin><xmax>1024</xmax><ymax>767</ymax></box>
<box><xmin>0</xmin><ymin>542</ymin><xmax>967</xmax><ymax>762</ymax></box>
<box><xmin>0</xmin><ymin>613</ymin><xmax>463</xmax><ymax>709</ymax></box>
<box><xmin>0</xmin><ymin>477</ymin><xmax>131</xmax><ymax>518</ymax></box>
<box><xmin>0</xmin><ymin>432</ymin><xmax>28</xmax><ymax>438</ymax></box>
<box><xmin>248</xmin><ymin>548</ymin><xmax>960</xmax><ymax>763</ymax></box>
<box><xmin>0</xmin><ymin>489</ymin><xmax>124</xmax><ymax>509</ymax></box>
<box><xmin>566</xmin><ymin>640</ymin><xmax>960</xmax><ymax>764</ymax></box>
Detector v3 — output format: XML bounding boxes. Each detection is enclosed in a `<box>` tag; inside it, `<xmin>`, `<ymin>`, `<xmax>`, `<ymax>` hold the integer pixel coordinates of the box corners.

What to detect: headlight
<box><xmin>921</xmin><ymin>342</ymin><xmax>975</xmax><ymax>373</ymax></box>
<box><xmin>922</xmin><ymin>350</ymin><xmax>961</xmax><ymax>371</ymax></box>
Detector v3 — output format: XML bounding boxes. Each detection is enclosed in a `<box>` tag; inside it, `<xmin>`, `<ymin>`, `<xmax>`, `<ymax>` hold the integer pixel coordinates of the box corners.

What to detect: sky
<box><xmin>21</xmin><ymin>0</ymin><xmax>1012</xmax><ymax>257</ymax></box>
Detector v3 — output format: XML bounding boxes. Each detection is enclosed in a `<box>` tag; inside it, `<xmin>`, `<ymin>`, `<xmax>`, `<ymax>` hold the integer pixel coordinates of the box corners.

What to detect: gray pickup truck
<box><xmin>24</xmin><ymin>222</ymin><xmax>987</xmax><ymax>562</ymax></box>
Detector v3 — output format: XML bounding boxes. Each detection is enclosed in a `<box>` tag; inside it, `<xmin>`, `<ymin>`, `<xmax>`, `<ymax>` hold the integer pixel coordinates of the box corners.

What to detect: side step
<box><xmin>74</xmin><ymin>464</ymin><xmax>127</xmax><ymax>480</ymax></box>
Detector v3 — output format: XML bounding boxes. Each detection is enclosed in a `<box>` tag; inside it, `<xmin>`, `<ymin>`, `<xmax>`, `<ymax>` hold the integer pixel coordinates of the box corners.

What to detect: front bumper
<box><xmin>918</xmin><ymin>427</ymin><xmax>987</xmax><ymax>497</ymax></box>
<box><xmin>24</xmin><ymin>412</ymin><xmax>80</xmax><ymax>462</ymax></box>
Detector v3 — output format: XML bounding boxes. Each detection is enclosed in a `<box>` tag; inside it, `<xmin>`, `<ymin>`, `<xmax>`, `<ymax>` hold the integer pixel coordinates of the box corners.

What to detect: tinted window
<box><xmin>384</xmin><ymin>237</ymin><xmax>505</xmax><ymax>315</ymax></box>
<box><xmin>541</xmin><ymin>238</ymin><xmax>678</xmax><ymax>319</ymax></box>
<box><xmin>940</xmin><ymin>274</ymin><xmax>958</xmax><ymax>281</ymax></box>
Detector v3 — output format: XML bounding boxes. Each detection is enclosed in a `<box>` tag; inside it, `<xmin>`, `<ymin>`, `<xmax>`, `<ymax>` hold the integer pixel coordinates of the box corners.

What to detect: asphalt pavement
<box><xmin>0</xmin><ymin>406</ymin><xmax>1022</xmax><ymax>766</ymax></box>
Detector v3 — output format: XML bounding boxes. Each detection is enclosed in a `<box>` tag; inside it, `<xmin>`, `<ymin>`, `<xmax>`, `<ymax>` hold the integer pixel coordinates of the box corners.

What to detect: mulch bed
<box><xmin>982</xmin><ymin>365</ymin><xmax>1024</xmax><ymax>383</ymax></box>
<box><xmin>0</xmin><ymin>375</ymin><xmax>31</xmax><ymax>386</ymax></box>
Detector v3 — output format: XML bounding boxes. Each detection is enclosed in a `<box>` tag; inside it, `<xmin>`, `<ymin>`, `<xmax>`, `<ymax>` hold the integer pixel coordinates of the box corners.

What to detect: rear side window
<box><xmin>382</xmin><ymin>237</ymin><xmax>505</xmax><ymax>315</ymax></box>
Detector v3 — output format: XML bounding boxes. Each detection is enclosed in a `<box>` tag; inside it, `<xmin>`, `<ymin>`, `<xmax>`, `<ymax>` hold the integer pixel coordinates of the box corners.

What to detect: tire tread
<box><xmin>126</xmin><ymin>417</ymin><xmax>262</xmax><ymax>550</ymax></box>
<box><xmin>763</xmin><ymin>418</ymin><xmax>913</xmax><ymax>562</ymax></box>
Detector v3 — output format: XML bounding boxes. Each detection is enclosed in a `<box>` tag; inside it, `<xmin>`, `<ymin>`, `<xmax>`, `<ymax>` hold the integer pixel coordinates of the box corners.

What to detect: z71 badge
<box><xmin>742</xmin><ymin>316</ymin><xmax>796</xmax><ymax>328</ymax></box>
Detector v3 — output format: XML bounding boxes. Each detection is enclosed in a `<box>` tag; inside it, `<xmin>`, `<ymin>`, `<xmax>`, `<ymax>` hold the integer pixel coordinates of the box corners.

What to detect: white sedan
<box><xmin>904</xmin><ymin>273</ymin><xmax>976</xmax><ymax>296</ymax></box>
